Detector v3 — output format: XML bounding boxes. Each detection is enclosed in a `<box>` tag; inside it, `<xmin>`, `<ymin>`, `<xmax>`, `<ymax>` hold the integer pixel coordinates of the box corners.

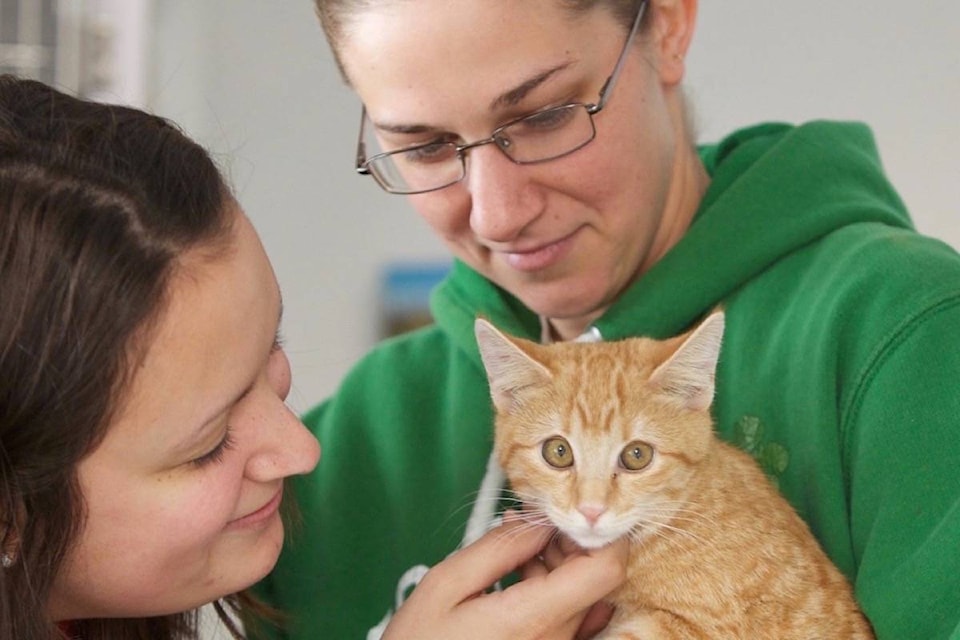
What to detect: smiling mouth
<box><xmin>227</xmin><ymin>486</ymin><xmax>283</xmax><ymax>529</ymax></box>
<box><xmin>502</xmin><ymin>231</ymin><xmax>578</xmax><ymax>272</ymax></box>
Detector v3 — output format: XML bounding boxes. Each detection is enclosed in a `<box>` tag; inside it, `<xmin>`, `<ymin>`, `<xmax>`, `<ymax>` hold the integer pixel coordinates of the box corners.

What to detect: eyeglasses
<box><xmin>354</xmin><ymin>0</ymin><xmax>649</xmax><ymax>195</ymax></box>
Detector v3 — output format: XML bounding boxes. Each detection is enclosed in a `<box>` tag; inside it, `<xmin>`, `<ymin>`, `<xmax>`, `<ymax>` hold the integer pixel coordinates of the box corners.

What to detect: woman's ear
<box><xmin>649</xmin><ymin>0</ymin><xmax>698</xmax><ymax>85</ymax></box>
<box><xmin>1</xmin><ymin>499</ymin><xmax>24</xmax><ymax>568</ymax></box>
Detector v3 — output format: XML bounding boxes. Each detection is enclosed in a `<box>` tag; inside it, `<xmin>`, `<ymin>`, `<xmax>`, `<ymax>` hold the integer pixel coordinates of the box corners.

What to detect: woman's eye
<box><xmin>541</xmin><ymin>436</ymin><xmax>574</xmax><ymax>469</ymax></box>
<box><xmin>399</xmin><ymin>141</ymin><xmax>457</xmax><ymax>165</ymax></box>
<box><xmin>619</xmin><ymin>440</ymin><xmax>654</xmax><ymax>471</ymax></box>
<box><xmin>513</xmin><ymin>105</ymin><xmax>577</xmax><ymax>134</ymax></box>
<box><xmin>191</xmin><ymin>427</ymin><xmax>236</xmax><ymax>468</ymax></box>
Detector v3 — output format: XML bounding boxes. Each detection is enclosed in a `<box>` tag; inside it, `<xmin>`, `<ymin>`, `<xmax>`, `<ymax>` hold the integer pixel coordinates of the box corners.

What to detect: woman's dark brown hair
<box><xmin>0</xmin><ymin>74</ymin><xmax>248</xmax><ymax>639</ymax></box>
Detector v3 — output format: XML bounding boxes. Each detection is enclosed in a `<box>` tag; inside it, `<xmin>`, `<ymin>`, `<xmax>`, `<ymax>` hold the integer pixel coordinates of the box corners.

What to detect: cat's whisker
<box><xmin>640</xmin><ymin>509</ymin><xmax>712</xmax><ymax>530</ymax></box>
<box><xmin>650</xmin><ymin>501</ymin><xmax>718</xmax><ymax>524</ymax></box>
<box><xmin>634</xmin><ymin>516</ymin><xmax>708</xmax><ymax>547</ymax></box>
<box><xmin>433</xmin><ymin>489</ymin><xmax>506</xmax><ymax>539</ymax></box>
<box><xmin>477</xmin><ymin>319</ymin><xmax>874</xmax><ymax>638</ymax></box>
<box><xmin>500</xmin><ymin>490</ymin><xmax>549</xmax><ymax>515</ymax></box>
<box><xmin>451</xmin><ymin>488</ymin><xmax>528</xmax><ymax>521</ymax></box>
<box><xmin>490</xmin><ymin>511</ymin><xmax>557</xmax><ymax>548</ymax></box>
<box><xmin>629</xmin><ymin>500</ymin><xmax>718</xmax><ymax>534</ymax></box>
<box><xmin>433</xmin><ymin>488</ymin><xmax>539</xmax><ymax>544</ymax></box>
<box><xmin>502</xmin><ymin>487</ymin><xmax>536</xmax><ymax>501</ymax></box>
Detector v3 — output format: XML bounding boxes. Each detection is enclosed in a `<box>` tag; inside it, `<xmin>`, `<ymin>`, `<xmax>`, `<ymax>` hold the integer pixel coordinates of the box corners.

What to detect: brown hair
<box><xmin>0</xmin><ymin>75</ymin><xmax>244</xmax><ymax>639</ymax></box>
<box><xmin>314</xmin><ymin>0</ymin><xmax>650</xmax><ymax>82</ymax></box>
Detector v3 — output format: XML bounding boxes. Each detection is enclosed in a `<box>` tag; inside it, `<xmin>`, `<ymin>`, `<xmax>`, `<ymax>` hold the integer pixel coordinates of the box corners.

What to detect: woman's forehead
<box><xmin>341</xmin><ymin>0</ymin><xmax>620</xmax><ymax>121</ymax></box>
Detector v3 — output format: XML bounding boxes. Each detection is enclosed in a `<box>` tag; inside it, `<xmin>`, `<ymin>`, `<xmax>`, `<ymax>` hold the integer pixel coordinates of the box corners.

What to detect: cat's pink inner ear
<box><xmin>474</xmin><ymin>318</ymin><xmax>551</xmax><ymax>413</ymax></box>
<box><xmin>648</xmin><ymin>312</ymin><xmax>725</xmax><ymax>411</ymax></box>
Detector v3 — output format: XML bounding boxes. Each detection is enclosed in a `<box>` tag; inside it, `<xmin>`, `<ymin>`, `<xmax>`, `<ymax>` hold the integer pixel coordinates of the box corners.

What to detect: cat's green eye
<box><xmin>541</xmin><ymin>436</ymin><xmax>574</xmax><ymax>469</ymax></box>
<box><xmin>620</xmin><ymin>441</ymin><xmax>654</xmax><ymax>471</ymax></box>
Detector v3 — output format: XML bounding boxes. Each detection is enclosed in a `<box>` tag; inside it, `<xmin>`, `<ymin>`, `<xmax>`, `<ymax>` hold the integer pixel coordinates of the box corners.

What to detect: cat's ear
<box><xmin>649</xmin><ymin>312</ymin><xmax>725</xmax><ymax>411</ymax></box>
<box><xmin>475</xmin><ymin>318</ymin><xmax>552</xmax><ymax>413</ymax></box>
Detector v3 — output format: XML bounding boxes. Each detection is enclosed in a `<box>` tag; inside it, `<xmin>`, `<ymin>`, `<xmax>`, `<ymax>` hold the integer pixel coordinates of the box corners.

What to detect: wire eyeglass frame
<box><xmin>354</xmin><ymin>0</ymin><xmax>649</xmax><ymax>195</ymax></box>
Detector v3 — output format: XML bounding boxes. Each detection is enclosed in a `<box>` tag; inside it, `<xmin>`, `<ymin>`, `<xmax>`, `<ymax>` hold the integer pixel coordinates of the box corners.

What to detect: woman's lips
<box><xmin>226</xmin><ymin>486</ymin><xmax>283</xmax><ymax>530</ymax></box>
<box><xmin>502</xmin><ymin>230</ymin><xmax>578</xmax><ymax>272</ymax></box>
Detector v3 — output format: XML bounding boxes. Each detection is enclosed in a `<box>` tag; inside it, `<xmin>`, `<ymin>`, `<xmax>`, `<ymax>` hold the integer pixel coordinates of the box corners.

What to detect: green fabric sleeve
<box><xmin>847</xmin><ymin>296</ymin><xmax>960</xmax><ymax>639</ymax></box>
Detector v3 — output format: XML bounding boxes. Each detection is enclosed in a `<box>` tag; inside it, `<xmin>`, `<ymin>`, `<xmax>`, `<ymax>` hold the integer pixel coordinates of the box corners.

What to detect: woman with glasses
<box><xmin>1</xmin><ymin>73</ymin><xmax>620</xmax><ymax>640</ymax></box>
<box><xmin>259</xmin><ymin>0</ymin><xmax>960</xmax><ymax>638</ymax></box>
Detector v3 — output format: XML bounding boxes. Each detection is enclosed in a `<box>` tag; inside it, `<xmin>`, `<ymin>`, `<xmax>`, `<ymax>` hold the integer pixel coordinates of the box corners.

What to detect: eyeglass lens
<box><xmin>359</xmin><ymin>0</ymin><xmax>647</xmax><ymax>195</ymax></box>
<box><xmin>366</xmin><ymin>104</ymin><xmax>597</xmax><ymax>194</ymax></box>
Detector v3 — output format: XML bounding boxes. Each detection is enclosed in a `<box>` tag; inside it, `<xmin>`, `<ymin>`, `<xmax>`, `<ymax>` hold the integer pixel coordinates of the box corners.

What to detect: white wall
<box><xmin>151</xmin><ymin>0</ymin><xmax>441</xmax><ymax>415</ymax></box>
<box><xmin>79</xmin><ymin>0</ymin><xmax>152</xmax><ymax>106</ymax></box>
<box><xmin>150</xmin><ymin>0</ymin><xmax>960</xmax><ymax>412</ymax></box>
<box><xmin>687</xmin><ymin>2</ymin><xmax>960</xmax><ymax>251</ymax></box>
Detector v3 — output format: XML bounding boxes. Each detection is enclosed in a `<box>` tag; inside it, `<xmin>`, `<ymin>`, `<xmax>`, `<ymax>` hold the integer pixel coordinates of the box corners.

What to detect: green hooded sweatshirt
<box><xmin>254</xmin><ymin>121</ymin><xmax>960</xmax><ymax>640</ymax></box>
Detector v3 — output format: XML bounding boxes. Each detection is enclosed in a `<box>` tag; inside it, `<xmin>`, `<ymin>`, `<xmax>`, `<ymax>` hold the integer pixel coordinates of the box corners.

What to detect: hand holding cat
<box><xmin>532</xmin><ymin>533</ymin><xmax>619</xmax><ymax>639</ymax></box>
<box><xmin>381</xmin><ymin>515</ymin><xmax>628</xmax><ymax>640</ymax></box>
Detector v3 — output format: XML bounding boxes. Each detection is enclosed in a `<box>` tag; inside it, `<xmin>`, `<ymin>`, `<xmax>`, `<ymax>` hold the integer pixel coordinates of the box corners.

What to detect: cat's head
<box><xmin>475</xmin><ymin>313</ymin><xmax>724</xmax><ymax>549</ymax></box>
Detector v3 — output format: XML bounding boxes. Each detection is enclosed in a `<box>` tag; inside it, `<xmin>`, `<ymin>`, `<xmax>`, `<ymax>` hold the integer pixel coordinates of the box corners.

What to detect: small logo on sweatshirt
<box><xmin>732</xmin><ymin>415</ymin><xmax>789</xmax><ymax>488</ymax></box>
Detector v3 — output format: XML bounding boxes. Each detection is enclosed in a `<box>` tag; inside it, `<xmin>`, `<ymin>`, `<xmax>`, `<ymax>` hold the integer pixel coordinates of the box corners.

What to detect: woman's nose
<box><xmin>464</xmin><ymin>144</ymin><xmax>545</xmax><ymax>242</ymax></box>
<box><xmin>245</xmin><ymin>398</ymin><xmax>321</xmax><ymax>482</ymax></box>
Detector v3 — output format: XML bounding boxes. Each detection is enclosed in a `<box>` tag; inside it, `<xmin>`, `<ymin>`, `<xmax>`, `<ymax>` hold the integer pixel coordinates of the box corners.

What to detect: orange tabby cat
<box><xmin>474</xmin><ymin>312</ymin><xmax>874</xmax><ymax>640</ymax></box>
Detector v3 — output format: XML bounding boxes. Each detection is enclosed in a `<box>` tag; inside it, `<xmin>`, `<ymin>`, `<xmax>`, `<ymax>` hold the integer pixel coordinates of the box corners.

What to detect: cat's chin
<box><xmin>556</xmin><ymin>518</ymin><xmax>634</xmax><ymax>550</ymax></box>
<box><xmin>565</xmin><ymin>530</ymin><xmax>619</xmax><ymax>550</ymax></box>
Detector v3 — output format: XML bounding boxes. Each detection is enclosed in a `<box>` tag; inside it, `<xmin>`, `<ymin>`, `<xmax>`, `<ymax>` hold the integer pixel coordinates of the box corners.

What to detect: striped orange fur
<box><xmin>475</xmin><ymin>313</ymin><xmax>874</xmax><ymax>639</ymax></box>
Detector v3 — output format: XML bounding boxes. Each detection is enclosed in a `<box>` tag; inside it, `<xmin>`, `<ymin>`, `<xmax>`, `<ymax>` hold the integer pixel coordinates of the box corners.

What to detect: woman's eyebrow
<box><xmin>373</xmin><ymin>121</ymin><xmax>436</xmax><ymax>135</ymax></box>
<box><xmin>490</xmin><ymin>62</ymin><xmax>572</xmax><ymax>110</ymax></box>
<box><xmin>372</xmin><ymin>62</ymin><xmax>574</xmax><ymax>134</ymax></box>
<box><xmin>194</xmin><ymin>294</ymin><xmax>284</xmax><ymax>432</ymax></box>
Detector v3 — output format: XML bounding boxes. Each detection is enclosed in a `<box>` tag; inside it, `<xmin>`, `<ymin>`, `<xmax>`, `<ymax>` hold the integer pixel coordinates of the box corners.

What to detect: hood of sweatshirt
<box><xmin>430</xmin><ymin>120</ymin><xmax>912</xmax><ymax>358</ymax></box>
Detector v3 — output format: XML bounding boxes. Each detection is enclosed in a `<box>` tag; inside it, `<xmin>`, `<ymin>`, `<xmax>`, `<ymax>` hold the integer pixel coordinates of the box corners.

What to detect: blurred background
<box><xmin>3</xmin><ymin>0</ymin><xmax>959</xmax><ymax>418</ymax></box>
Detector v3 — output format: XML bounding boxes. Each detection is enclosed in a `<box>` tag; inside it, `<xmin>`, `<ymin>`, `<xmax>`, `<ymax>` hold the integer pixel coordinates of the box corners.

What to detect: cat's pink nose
<box><xmin>577</xmin><ymin>504</ymin><xmax>607</xmax><ymax>526</ymax></box>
